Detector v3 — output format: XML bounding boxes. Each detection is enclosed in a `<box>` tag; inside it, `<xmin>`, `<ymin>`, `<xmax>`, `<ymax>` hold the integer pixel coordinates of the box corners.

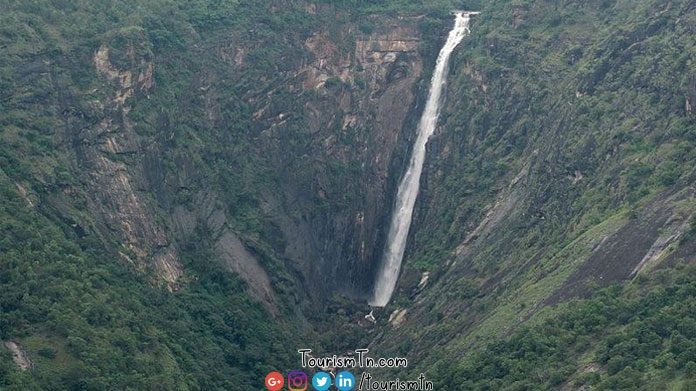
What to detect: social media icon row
<box><xmin>265</xmin><ymin>370</ymin><xmax>355</xmax><ymax>391</ymax></box>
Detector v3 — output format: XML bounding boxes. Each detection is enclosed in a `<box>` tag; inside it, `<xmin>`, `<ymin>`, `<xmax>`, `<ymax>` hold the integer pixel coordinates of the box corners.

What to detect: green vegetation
<box><xmin>410</xmin><ymin>0</ymin><xmax>696</xmax><ymax>273</ymax></box>
<box><xmin>373</xmin><ymin>0</ymin><xmax>696</xmax><ymax>389</ymax></box>
<box><xmin>432</xmin><ymin>266</ymin><xmax>696</xmax><ymax>390</ymax></box>
<box><xmin>0</xmin><ymin>171</ymin><xmax>296</xmax><ymax>389</ymax></box>
<box><xmin>1</xmin><ymin>0</ymin><xmax>694</xmax><ymax>390</ymax></box>
<box><xmin>0</xmin><ymin>1</ymin><xmax>467</xmax><ymax>388</ymax></box>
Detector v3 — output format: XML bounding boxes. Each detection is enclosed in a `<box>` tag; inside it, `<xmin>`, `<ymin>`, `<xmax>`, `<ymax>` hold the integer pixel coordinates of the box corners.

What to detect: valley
<box><xmin>0</xmin><ymin>1</ymin><xmax>695</xmax><ymax>390</ymax></box>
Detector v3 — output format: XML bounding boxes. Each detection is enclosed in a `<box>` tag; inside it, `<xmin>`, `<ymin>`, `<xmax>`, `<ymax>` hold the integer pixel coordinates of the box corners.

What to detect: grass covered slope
<box><xmin>434</xmin><ymin>266</ymin><xmax>696</xmax><ymax>390</ymax></box>
<box><xmin>370</xmin><ymin>0</ymin><xmax>696</xmax><ymax>388</ymax></box>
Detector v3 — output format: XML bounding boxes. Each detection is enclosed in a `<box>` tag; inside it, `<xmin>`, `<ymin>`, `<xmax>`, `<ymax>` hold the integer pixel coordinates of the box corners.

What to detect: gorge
<box><xmin>1</xmin><ymin>1</ymin><xmax>695</xmax><ymax>390</ymax></box>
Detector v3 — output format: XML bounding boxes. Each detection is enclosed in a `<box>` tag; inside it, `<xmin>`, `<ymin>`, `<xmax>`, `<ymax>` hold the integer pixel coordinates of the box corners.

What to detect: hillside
<box><xmin>0</xmin><ymin>0</ymin><xmax>695</xmax><ymax>390</ymax></box>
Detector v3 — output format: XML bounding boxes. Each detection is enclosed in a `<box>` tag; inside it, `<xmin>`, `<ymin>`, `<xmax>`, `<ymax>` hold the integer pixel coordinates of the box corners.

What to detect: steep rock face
<box><xmin>250</xmin><ymin>14</ymin><xmax>428</xmax><ymax>299</ymax></box>
<box><xmin>68</xmin><ymin>44</ymin><xmax>183</xmax><ymax>288</ymax></box>
<box><xmin>308</xmin><ymin>18</ymin><xmax>424</xmax><ymax>298</ymax></box>
<box><xmin>2</xmin><ymin>341</ymin><xmax>32</xmax><ymax>371</ymax></box>
<box><xmin>40</xmin><ymin>7</ymin><xmax>433</xmax><ymax>307</ymax></box>
<box><xmin>171</xmin><ymin>191</ymin><xmax>278</xmax><ymax>313</ymax></box>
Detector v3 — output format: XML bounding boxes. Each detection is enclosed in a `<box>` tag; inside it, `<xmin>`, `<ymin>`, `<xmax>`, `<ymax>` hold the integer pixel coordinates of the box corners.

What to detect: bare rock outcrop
<box><xmin>264</xmin><ymin>15</ymin><xmax>427</xmax><ymax>298</ymax></box>
<box><xmin>89</xmin><ymin>44</ymin><xmax>183</xmax><ymax>288</ymax></box>
<box><xmin>3</xmin><ymin>341</ymin><xmax>33</xmax><ymax>371</ymax></box>
<box><xmin>173</xmin><ymin>191</ymin><xmax>278</xmax><ymax>313</ymax></box>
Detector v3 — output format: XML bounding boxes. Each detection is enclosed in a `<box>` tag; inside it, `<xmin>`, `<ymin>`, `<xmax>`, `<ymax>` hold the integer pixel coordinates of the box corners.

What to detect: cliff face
<box><xmin>3</xmin><ymin>1</ymin><xmax>695</xmax><ymax>388</ymax></box>
<box><xmin>259</xmin><ymin>14</ymin><xmax>427</xmax><ymax>299</ymax></box>
<box><xmin>169</xmin><ymin>10</ymin><xmax>435</xmax><ymax>303</ymax></box>
<box><xmin>87</xmin><ymin>45</ymin><xmax>183</xmax><ymax>289</ymax></box>
<box><xmin>198</xmin><ymin>12</ymin><xmax>430</xmax><ymax>303</ymax></box>
<box><xmin>27</xmin><ymin>5</ymin><xmax>434</xmax><ymax>309</ymax></box>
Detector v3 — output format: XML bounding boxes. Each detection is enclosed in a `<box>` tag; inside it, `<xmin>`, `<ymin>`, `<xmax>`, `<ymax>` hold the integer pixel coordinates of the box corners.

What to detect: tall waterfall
<box><xmin>369</xmin><ymin>12</ymin><xmax>476</xmax><ymax>307</ymax></box>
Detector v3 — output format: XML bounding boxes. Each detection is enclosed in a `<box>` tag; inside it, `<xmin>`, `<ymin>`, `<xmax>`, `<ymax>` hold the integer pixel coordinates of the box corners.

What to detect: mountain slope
<box><xmin>0</xmin><ymin>0</ymin><xmax>459</xmax><ymax>388</ymax></box>
<box><xmin>368</xmin><ymin>0</ymin><xmax>696</xmax><ymax>388</ymax></box>
<box><xmin>0</xmin><ymin>0</ymin><xmax>695</xmax><ymax>390</ymax></box>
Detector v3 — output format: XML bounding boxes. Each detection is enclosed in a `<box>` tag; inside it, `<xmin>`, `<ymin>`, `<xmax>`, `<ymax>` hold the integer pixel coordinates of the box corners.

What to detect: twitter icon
<box><xmin>312</xmin><ymin>372</ymin><xmax>331</xmax><ymax>391</ymax></box>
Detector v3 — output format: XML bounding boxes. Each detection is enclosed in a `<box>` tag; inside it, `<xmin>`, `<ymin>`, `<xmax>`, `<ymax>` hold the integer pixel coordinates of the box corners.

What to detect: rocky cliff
<box><xmin>1</xmin><ymin>1</ymin><xmax>695</xmax><ymax>389</ymax></box>
<box><xmin>8</xmin><ymin>3</ymin><xmax>441</xmax><ymax>311</ymax></box>
<box><xmin>258</xmin><ymin>13</ymin><xmax>428</xmax><ymax>299</ymax></box>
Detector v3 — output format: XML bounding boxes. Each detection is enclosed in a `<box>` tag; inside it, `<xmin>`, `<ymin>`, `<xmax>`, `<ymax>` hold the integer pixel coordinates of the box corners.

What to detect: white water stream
<box><xmin>370</xmin><ymin>12</ymin><xmax>476</xmax><ymax>307</ymax></box>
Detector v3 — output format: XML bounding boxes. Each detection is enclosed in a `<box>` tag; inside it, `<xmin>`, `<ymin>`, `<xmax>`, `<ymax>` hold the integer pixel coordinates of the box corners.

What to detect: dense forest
<box><xmin>1</xmin><ymin>0</ymin><xmax>694</xmax><ymax>390</ymax></box>
<box><xmin>434</xmin><ymin>266</ymin><xmax>696</xmax><ymax>390</ymax></box>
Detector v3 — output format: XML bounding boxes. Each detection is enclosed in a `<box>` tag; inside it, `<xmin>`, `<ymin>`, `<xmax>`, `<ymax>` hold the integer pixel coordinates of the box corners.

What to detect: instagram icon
<box><xmin>287</xmin><ymin>371</ymin><xmax>308</xmax><ymax>391</ymax></box>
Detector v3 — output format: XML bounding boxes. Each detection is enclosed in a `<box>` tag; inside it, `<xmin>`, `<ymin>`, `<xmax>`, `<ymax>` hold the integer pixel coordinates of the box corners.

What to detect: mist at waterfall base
<box><xmin>369</xmin><ymin>12</ymin><xmax>474</xmax><ymax>308</ymax></box>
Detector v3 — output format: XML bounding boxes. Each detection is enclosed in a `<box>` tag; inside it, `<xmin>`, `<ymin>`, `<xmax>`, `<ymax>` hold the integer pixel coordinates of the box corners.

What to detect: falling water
<box><xmin>369</xmin><ymin>12</ymin><xmax>476</xmax><ymax>307</ymax></box>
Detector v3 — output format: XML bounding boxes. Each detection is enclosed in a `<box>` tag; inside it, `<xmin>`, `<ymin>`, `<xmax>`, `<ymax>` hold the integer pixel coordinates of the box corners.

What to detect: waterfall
<box><xmin>369</xmin><ymin>12</ymin><xmax>476</xmax><ymax>307</ymax></box>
